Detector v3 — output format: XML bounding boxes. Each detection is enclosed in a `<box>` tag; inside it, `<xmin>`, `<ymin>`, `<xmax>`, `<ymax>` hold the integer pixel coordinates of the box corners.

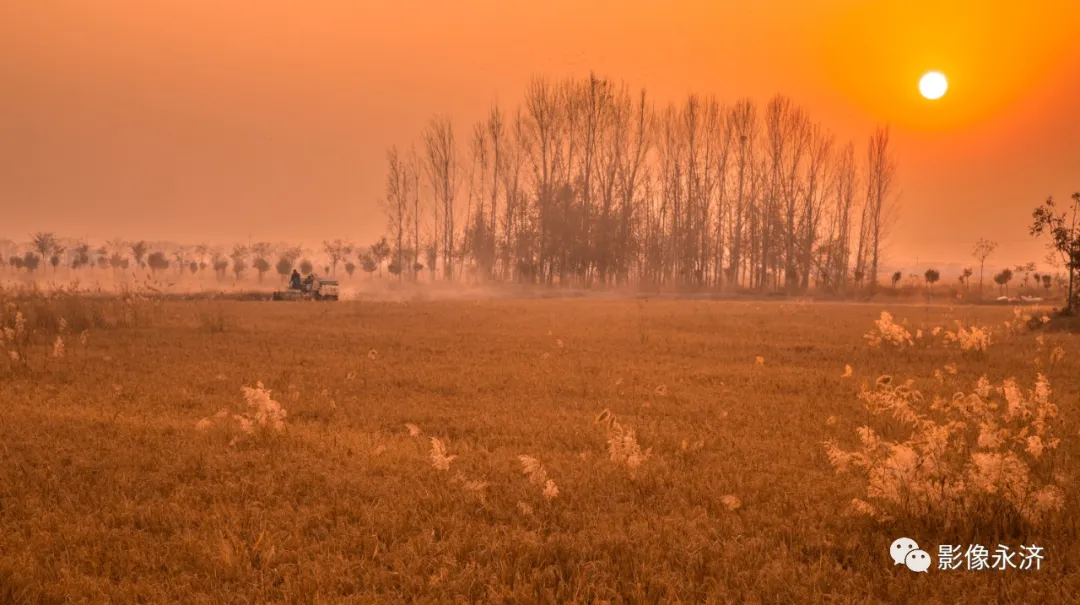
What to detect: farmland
<box><xmin>1</xmin><ymin>295</ymin><xmax>1078</xmax><ymax>603</ymax></box>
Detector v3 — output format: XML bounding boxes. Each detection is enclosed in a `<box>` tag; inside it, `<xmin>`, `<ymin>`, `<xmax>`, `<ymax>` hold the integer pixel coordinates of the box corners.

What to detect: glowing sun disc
<box><xmin>919</xmin><ymin>71</ymin><xmax>948</xmax><ymax>100</ymax></box>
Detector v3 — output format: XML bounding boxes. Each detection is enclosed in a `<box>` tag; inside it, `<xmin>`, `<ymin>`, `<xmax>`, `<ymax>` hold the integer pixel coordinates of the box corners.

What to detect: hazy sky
<box><xmin>2</xmin><ymin>1</ymin><xmax>1078</xmax><ymax>267</ymax></box>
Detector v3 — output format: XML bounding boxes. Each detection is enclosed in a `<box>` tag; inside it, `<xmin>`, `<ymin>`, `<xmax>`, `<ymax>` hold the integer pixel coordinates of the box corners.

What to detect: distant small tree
<box><xmin>251</xmin><ymin>242</ymin><xmax>272</xmax><ymax>263</ymax></box>
<box><xmin>230</xmin><ymin>245</ymin><xmax>249</xmax><ymax>281</ymax></box>
<box><xmin>275</xmin><ymin>247</ymin><xmax>301</xmax><ymax>281</ymax></box>
<box><xmin>891</xmin><ymin>271</ymin><xmax>902</xmax><ymax>289</ymax></box>
<box><xmin>425</xmin><ymin>242</ymin><xmax>438</xmax><ymax>281</ymax></box>
<box><xmin>344</xmin><ymin>261</ymin><xmax>356</xmax><ymax>279</ymax></box>
<box><xmin>130</xmin><ymin>241</ymin><xmax>148</xmax><ymax>269</ymax></box>
<box><xmin>960</xmin><ymin>267</ymin><xmax>973</xmax><ymax>294</ymax></box>
<box><xmin>994</xmin><ymin>268</ymin><xmax>1014</xmax><ymax>296</ymax></box>
<box><xmin>1042</xmin><ymin>274</ymin><xmax>1053</xmax><ymax>292</ymax></box>
<box><xmin>370</xmin><ymin>237</ymin><xmax>391</xmax><ymax>277</ymax></box>
<box><xmin>147</xmin><ymin>251</ymin><xmax>169</xmax><ymax>273</ymax></box>
<box><xmin>194</xmin><ymin>244</ymin><xmax>210</xmax><ymax>268</ymax></box>
<box><xmin>300</xmin><ymin>259</ymin><xmax>314</xmax><ymax>275</ymax></box>
<box><xmin>11</xmin><ymin>256</ymin><xmax>24</xmax><ymax>271</ymax></box>
<box><xmin>276</xmin><ymin>256</ymin><xmax>294</xmax><ymax>281</ymax></box>
<box><xmin>253</xmin><ymin>257</ymin><xmax>271</xmax><ymax>282</ymax></box>
<box><xmin>972</xmin><ymin>238</ymin><xmax>998</xmax><ymax>298</ymax></box>
<box><xmin>172</xmin><ymin>247</ymin><xmax>187</xmax><ymax>273</ymax></box>
<box><xmin>211</xmin><ymin>251</ymin><xmax>229</xmax><ymax>279</ymax></box>
<box><xmin>22</xmin><ymin>252</ymin><xmax>40</xmax><ymax>273</ymax></box>
<box><xmin>924</xmin><ymin>268</ymin><xmax>940</xmax><ymax>298</ymax></box>
<box><xmin>387</xmin><ymin>261</ymin><xmax>402</xmax><ymax>276</ymax></box>
<box><xmin>107</xmin><ymin>238</ymin><xmax>126</xmax><ymax>267</ymax></box>
<box><xmin>31</xmin><ymin>232</ymin><xmax>55</xmax><ymax>265</ymax></box>
<box><xmin>251</xmin><ymin>242</ymin><xmax>272</xmax><ymax>283</ymax></box>
<box><xmin>323</xmin><ymin>239</ymin><xmax>346</xmax><ymax>276</ymax></box>
<box><xmin>49</xmin><ymin>244</ymin><xmax>66</xmax><ymax>272</ymax></box>
<box><xmin>360</xmin><ymin>253</ymin><xmax>377</xmax><ymax>278</ymax></box>
<box><xmin>189</xmin><ymin>261</ymin><xmax>198</xmax><ymax>275</ymax></box>
<box><xmin>1014</xmin><ymin>262</ymin><xmax>1036</xmax><ymax>292</ymax></box>
<box><xmin>72</xmin><ymin>243</ymin><xmax>91</xmax><ymax>270</ymax></box>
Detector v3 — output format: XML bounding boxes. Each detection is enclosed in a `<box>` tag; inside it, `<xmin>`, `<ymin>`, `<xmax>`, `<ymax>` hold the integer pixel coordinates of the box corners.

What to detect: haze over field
<box><xmin>3</xmin><ymin>1</ymin><xmax>1079</xmax><ymax>266</ymax></box>
<box><xmin>4</xmin><ymin>5</ymin><xmax>1080</xmax><ymax>601</ymax></box>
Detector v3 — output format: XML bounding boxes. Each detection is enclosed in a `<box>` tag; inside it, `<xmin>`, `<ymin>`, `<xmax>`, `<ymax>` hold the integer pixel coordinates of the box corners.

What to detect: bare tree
<box><xmin>409</xmin><ymin>145</ymin><xmax>422</xmax><ymax>280</ymax></box>
<box><xmin>763</xmin><ymin>95</ymin><xmax>809</xmax><ymax>292</ymax></box>
<box><xmin>863</xmin><ymin>125</ymin><xmax>897</xmax><ymax>292</ymax></box>
<box><xmin>799</xmin><ymin>123</ymin><xmax>834</xmax><ymax>290</ymax></box>
<box><xmin>465</xmin><ymin>121</ymin><xmax>490</xmax><ymax>279</ymax></box>
<box><xmin>382</xmin><ymin>146</ymin><xmax>410</xmax><ymax>280</ymax></box>
<box><xmin>523</xmin><ymin>76</ymin><xmax>566</xmax><ymax>284</ymax></box>
<box><xmin>486</xmin><ymin>105</ymin><xmax>504</xmax><ymax>279</ymax></box>
<box><xmin>825</xmin><ymin>142</ymin><xmax>857</xmax><ymax>290</ymax></box>
<box><xmin>972</xmin><ymin>238</ymin><xmax>998</xmax><ymax>299</ymax></box>
<box><xmin>423</xmin><ymin>115</ymin><xmax>460</xmax><ymax>281</ymax></box>
<box><xmin>726</xmin><ymin>100</ymin><xmax>757</xmax><ymax>288</ymax></box>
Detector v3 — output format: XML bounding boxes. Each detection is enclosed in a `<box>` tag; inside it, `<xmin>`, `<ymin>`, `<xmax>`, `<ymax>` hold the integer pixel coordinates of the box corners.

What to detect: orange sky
<box><xmin>2</xmin><ymin>0</ymin><xmax>1078</xmax><ymax>267</ymax></box>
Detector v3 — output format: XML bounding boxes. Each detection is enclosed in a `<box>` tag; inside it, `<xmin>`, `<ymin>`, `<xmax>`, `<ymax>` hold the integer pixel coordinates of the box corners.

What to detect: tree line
<box><xmin>377</xmin><ymin>73</ymin><xmax>898</xmax><ymax>293</ymax></box>
<box><xmin>0</xmin><ymin>234</ymin><xmax>408</xmax><ymax>283</ymax></box>
<box><xmin>6</xmin><ymin>74</ymin><xmax>1075</xmax><ymax>308</ymax></box>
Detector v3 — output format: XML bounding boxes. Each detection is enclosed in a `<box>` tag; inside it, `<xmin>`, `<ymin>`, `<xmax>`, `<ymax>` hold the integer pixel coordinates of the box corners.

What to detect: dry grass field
<box><xmin>1</xmin><ymin>294</ymin><xmax>1079</xmax><ymax>603</ymax></box>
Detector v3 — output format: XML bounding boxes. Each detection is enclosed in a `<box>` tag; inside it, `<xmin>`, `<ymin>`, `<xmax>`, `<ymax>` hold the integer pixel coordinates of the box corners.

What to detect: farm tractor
<box><xmin>272</xmin><ymin>274</ymin><xmax>340</xmax><ymax>301</ymax></box>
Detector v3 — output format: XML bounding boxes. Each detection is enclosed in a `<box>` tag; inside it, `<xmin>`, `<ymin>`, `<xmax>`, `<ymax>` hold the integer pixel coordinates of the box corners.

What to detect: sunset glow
<box><xmin>2</xmin><ymin>0</ymin><xmax>1079</xmax><ymax>265</ymax></box>
<box><xmin>2</xmin><ymin>4</ymin><xmax>1079</xmax><ymax>601</ymax></box>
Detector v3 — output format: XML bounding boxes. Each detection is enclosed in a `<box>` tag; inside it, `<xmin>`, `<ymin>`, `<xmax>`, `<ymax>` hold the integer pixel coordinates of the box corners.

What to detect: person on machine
<box><xmin>289</xmin><ymin>269</ymin><xmax>302</xmax><ymax>290</ymax></box>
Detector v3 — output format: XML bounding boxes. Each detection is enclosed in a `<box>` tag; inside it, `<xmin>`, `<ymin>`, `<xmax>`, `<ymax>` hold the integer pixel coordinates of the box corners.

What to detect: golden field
<box><xmin>1</xmin><ymin>294</ymin><xmax>1078</xmax><ymax>604</ymax></box>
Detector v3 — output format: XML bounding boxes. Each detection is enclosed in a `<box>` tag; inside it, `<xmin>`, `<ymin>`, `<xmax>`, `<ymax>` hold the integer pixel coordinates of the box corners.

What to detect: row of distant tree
<box><xmin>891</xmin><ymin>262</ymin><xmax>1060</xmax><ymax>299</ymax></box>
<box><xmin>0</xmin><ymin>234</ymin><xmax>411</xmax><ymax>283</ymax></box>
<box><xmin>378</xmin><ymin>73</ymin><xmax>898</xmax><ymax>294</ymax></box>
<box><xmin>2</xmin><ymin>227</ymin><xmax>1071</xmax><ymax>304</ymax></box>
<box><xmin>903</xmin><ymin>196</ymin><xmax>1079</xmax><ymax>309</ymax></box>
<box><xmin>2</xmin><ymin>194</ymin><xmax>1075</xmax><ymax>309</ymax></box>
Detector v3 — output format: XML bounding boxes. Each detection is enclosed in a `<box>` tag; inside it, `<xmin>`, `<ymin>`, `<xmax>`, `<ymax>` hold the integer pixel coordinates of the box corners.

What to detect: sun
<box><xmin>918</xmin><ymin>71</ymin><xmax>948</xmax><ymax>100</ymax></box>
